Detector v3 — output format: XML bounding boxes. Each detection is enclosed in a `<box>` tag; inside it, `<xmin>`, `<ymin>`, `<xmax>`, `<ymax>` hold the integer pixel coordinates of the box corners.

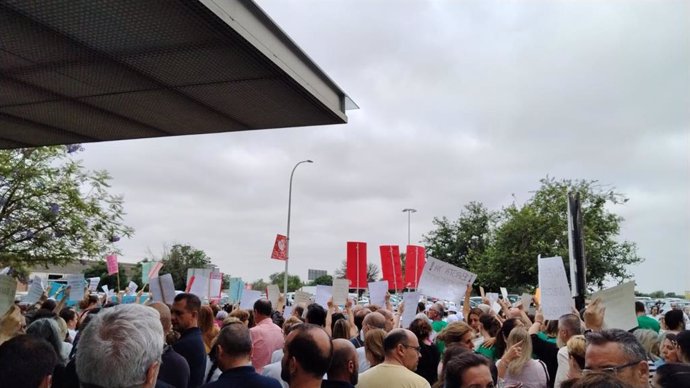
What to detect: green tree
<box><xmin>251</xmin><ymin>278</ymin><xmax>268</xmax><ymax>291</ymax></box>
<box><xmin>83</xmin><ymin>260</ymin><xmax>129</xmax><ymax>291</ymax></box>
<box><xmin>0</xmin><ymin>146</ymin><xmax>134</xmax><ymax>279</ymax></box>
<box><xmin>268</xmin><ymin>272</ymin><xmax>303</xmax><ymax>292</ymax></box>
<box><xmin>222</xmin><ymin>274</ymin><xmax>231</xmax><ymax>290</ymax></box>
<box><xmin>334</xmin><ymin>261</ymin><xmax>380</xmax><ymax>282</ymax></box>
<box><xmin>157</xmin><ymin>244</ymin><xmax>212</xmax><ymax>290</ymax></box>
<box><xmin>310</xmin><ymin>274</ymin><xmax>333</xmax><ymax>286</ymax></box>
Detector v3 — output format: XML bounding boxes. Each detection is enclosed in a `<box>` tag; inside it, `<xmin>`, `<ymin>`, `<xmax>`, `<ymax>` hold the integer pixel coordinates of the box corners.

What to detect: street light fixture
<box><xmin>285</xmin><ymin>160</ymin><xmax>313</xmax><ymax>296</ymax></box>
<box><xmin>402</xmin><ymin>208</ymin><xmax>417</xmax><ymax>246</ymax></box>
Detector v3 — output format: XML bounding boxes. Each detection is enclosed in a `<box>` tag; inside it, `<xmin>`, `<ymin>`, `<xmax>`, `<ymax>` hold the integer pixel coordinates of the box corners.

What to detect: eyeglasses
<box><xmin>582</xmin><ymin>360</ymin><xmax>641</xmax><ymax>376</ymax></box>
<box><xmin>401</xmin><ymin>344</ymin><xmax>422</xmax><ymax>353</ymax></box>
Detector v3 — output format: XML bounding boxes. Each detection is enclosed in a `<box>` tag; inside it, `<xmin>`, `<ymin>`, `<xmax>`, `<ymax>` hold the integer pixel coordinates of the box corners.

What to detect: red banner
<box><xmin>379</xmin><ymin>245</ymin><xmax>403</xmax><ymax>291</ymax></box>
<box><xmin>346</xmin><ymin>241</ymin><xmax>367</xmax><ymax>290</ymax></box>
<box><xmin>271</xmin><ymin>234</ymin><xmax>288</xmax><ymax>261</ymax></box>
<box><xmin>404</xmin><ymin>245</ymin><xmax>425</xmax><ymax>289</ymax></box>
<box><xmin>106</xmin><ymin>254</ymin><xmax>119</xmax><ymax>275</ymax></box>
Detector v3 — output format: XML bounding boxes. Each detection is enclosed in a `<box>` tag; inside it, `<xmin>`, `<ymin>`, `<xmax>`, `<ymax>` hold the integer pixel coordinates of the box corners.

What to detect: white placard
<box><xmin>368</xmin><ymin>281</ymin><xmax>389</xmax><ymax>307</ymax></box>
<box><xmin>332</xmin><ymin>279</ymin><xmax>349</xmax><ymax>306</ymax></box>
<box><xmin>520</xmin><ymin>293</ymin><xmax>532</xmax><ymax>309</ymax></box>
<box><xmin>187</xmin><ymin>268</ymin><xmax>211</xmax><ymax>299</ymax></box>
<box><xmin>538</xmin><ymin>256</ymin><xmax>573</xmax><ymax>319</ymax></box>
<box><xmin>0</xmin><ymin>275</ymin><xmax>18</xmax><ymax>315</ymax></box>
<box><xmin>591</xmin><ymin>281</ymin><xmax>638</xmax><ymax>331</ymax></box>
<box><xmin>66</xmin><ymin>274</ymin><xmax>85</xmax><ymax>302</ymax></box>
<box><xmin>240</xmin><ymin>290</ymin><xmax>262</xmax><ymax>310</ymax></box>
<box><xmin>88</xmin><ymin>277</ymin><xmax>100</xmax><ymax>292</ymax></box>
<box><xmin>160</xmin><ymin>274</ymin><xmax>176</xmax><ymax>305</ymax></box>
<box><xmin>283</xmin><ymin>305</ymin><xmax>293</xmax><ymax>319</ymax></box>
<box><xmin>486</xmin><ymin>293</ymin><xmax>500</xmax><ymax>313</ymax></box>
<box><xmin>315</xmin><ymin>285</ymin><xmax>332</xmax><ymax>308</ymax></box>
<box><xmin>127</xmin><ymin>281</ymin><xmax>138</xmax><ymax>295</ymax></box>
<box><xmin>417</xmin><ymin>256</ymin><xmax>477</xmax><ymax>303</ymax></box>
<box><xmin>500</xmin><ymin>287</ymin><xmax>509</xmax><ymax>301</ymax></box>
<box><xmin>149</xmin><ymin>277</ymin><xmax>163</xmax><ymax>303</ymax></box>
<box><xmin>294</xmin><ymin>290</ymin><xmax>312</xmax><ymax>305</ymax></box>
<box><xmin>101</xmin><ymin>285</ymin><xmax>110</xmax><ymax>301</ymax></box>
<box><xmin>24</xmin><ymin>276</ymin><xmax>45</xmax><ymax>305</ymax></box>
<box><xmin>400</xmin><ymin>292</ymin><xmax>421</xmax><ymax>329</ymax></box>
<box><xmin>209</xmin><ymin>270</ymin><xmax>222</xmax><ymax>301</ymax></box>
<box><xmin>266</xmin><ymin>284</ymin><xmax>280</xmax><ymax>308</ymax></box>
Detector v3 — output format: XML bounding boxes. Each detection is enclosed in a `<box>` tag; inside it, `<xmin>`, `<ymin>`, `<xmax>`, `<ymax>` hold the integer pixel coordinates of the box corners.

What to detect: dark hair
<box><xmin>655</xmin><ymin>363</ymin><xmax>690</xmax><ymax>387</ymax></box>
<box><xmin>40</xmin><ymin>299</ymin><xmax>57</xmax><ymax>311</ymax></box>
<box><xmin>0</xmin><ymin>335</ymin><xmax>58</xmax><ymax>388</ymax></box>
<box><xmin>293</xmin><ymin>305</ymin><xmax>305</xmax><ymax>319</ymax></box>
<box><xmin>434</xmin><ymin>345</ymin><xmax>473</xmax><ymax>388</ymax></box>
<box><xmin>478</xmin><ymin>313</ymin><xmax>501</xmax><ymax>337</ymax></box>
<box><xmin>559</xmin><ymin>313</ymin><xmax>583</xmax><ymax>335</ymax></box>
<box><xmin>444</xmin><ymin>352</ymin><xmax>491</xmax><ymax>388</ymax></box>
<box><xmin>331</xmin><ymin>312</ymin><xmax>345</xmax><ymax>332</ymax></box>
<box><xmin>665</xmin><ymin>310</ymin><xmax>685</xmax><ymax>331</ymax></box>
<box><xmin>306</xmin><ymin>303</ymin><xmax>326</xmax><ymax>327</ymax></box>
<box><xmin>495</xmin><ymin>318</ymin><xmax>520</xmax><ymax>359</ymax></box>
<box><xmin>332</xmin><ymin>318</ymin><xmax>350</xmax><ymax>340</ymax></box>
<box><xmin>635</xmin><ymin>301</ymin><xmax>646</xmax><ymax>313</ymax></box>
<box><xmin>383</xmin><ymin>329</ymin><xmax>409</xmax><ymax>353</ymax></box>
<box><xmin>417</xmin><ymin>302</ymin><xmax>426</xmax><ymax>314</ymax></box>
<box><xmin>59</xmin><ymin>308</ymin><xmax>76</xmax><ymax>323</ymax></box>
<box><xmin>545</xmin><ymin>320</ymin><xmax>559</xmax><ymax>337</ymax></box>
<box><xmin>253</xmin><ymin>299</ymin><xmax>272</xmax><ymax>317</ymax></box>
<box><xmin>585</xmin><ymin>329</ymin><xmax>646</xmax><ymax>363</ymax></box>
<box><xmin>174</xmin><ymin>293</ymin><xmax>201</xmax><ymax>314</ymax></box>
<box><xmin>676</xmin><ymin>330</ymin><xmax>690</xmax><ymax>361</ymax></box>
<box><xmin>216</xmin><ymin>321</ymin><xmax>252</xmax><ymax>357</ymax></box>
<box><xmin>271</xmin><ymin>310</ymin><xmax>285</xmax><ymax>328</ymax></box>
<box><xmin>569</xmin><ymin>371</ymin><xmax>636</xmax><ymax>387</ymax></box>
<box><xmin>31</xmin><ymin>308</ymin><xmax>57</xmax><ymax>322</ymax></box>
<box><xmin>409</xmin><ymin>317</ymin><xmax>433</xmax><ymax>342</ymax></box>
<box><xmin>288</xmin><ymin>324</ymin><xmax>333</xmax><ymax>378</ymax></box>
<box><xmin>354</xmin><ymin>308</ymin><xmax>370</xmax><ymax>332</ymax></box>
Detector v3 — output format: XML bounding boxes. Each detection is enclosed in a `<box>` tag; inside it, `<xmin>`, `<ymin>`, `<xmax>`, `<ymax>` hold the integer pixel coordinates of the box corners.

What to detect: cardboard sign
<box><xmin>266</xmin><ymin>284</ymin><xmax>280</xmax><ymax>307</ymax></box>
<box><xmin>294</xmin><ymin>290</ymin><xmax>312</xmax><ymax>306</ymax></box>
<box><xmin>315</xmin><ymin>285</ymin><xmax>332</xmax><ymax>308</ymax></box>
<box><xmin>24</xmin><ymin>276</ymin><xmax>45</xmax><ymax>305</ymax></box>
<box><xmin>538</xmin><ymin>256</ymin><xmax>573</xmax><ymax>319</ymax></box>
<box><xmin>240</xmin><ymin>290</ymin><xmax>262</xmax><ymax>310</ymax></box>
<box><xmin>88</xmin><ymin>277</ymin><xmax>100</xmax><ymax>292</ymax></box>
<box><xmin>187</xmin><ymin>268</ymin><xmax>211</xmax><ymax>299</ymax></box>
<box><xmin>106</xmin><ymin>254</ymin><xmax>118</xmax><ymax>275</ymax></box>
<box><xmin>417</xmin><ymin>256</ymin><xmax>477</xmax><ymax>302</ymax></box>
<box><xmin>368</xmin><ymin>280</ymin><xmax>388</xmax><ymax>307</ymax></box>
<box><xmin>150</xmin><ymin>274</ymin><xmax>176</xmax><ymax>305</ymax></box>
<box><xmin>332</xmin><ymin>279</ymin><xmax>349</xmax><ymax>306</ymax></box>
<box><xmin>400</xmin><ymin>291</ymin><xmax>421</xmax><ymax>329</ymax></box>
<box><xmin>591</xmin><ymin>281</ymin><xmax>638</xmax><ymax>331</ymax></box>
<box><xmin>66</xmin><ymin>274</ymin><xmax>85</xmax><ymax>302</ymax></box>
<box><xmin>0</xmin><ymin>275</ymin><xmax>18</xmax><ymax>315</ymax></box>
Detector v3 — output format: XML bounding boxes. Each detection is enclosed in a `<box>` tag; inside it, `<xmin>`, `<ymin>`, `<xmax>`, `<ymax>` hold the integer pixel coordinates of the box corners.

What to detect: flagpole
<box><xmin>285</xmin><ymin>160</ymin><xmax>313</xmax><ymax>296</ymax></box>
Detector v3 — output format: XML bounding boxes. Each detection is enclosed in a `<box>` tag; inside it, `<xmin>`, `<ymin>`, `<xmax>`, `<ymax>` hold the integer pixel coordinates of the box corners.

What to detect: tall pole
<box><xmin>402</xmin><ymin>208</ymin><xmax>417</xmax><ymax>245</ymax></box>
<box><xmin>285</xmin><ymin>160</ymin><xmax>313</xmax><ymax>296</ymax></box>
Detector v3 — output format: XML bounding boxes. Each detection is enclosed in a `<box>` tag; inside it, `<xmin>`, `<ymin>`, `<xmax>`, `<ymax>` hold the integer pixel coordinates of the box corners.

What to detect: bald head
<box><xmin>149</xmin><ymin>302</ymin><xmax>172</xmax><ymax>334</ymax></box>
<box><xmin>378</xmin><ymin>309</ymin><xmax>395</xmax><ymax>332</ymax></box>
<box><xmin>282</xmin><ymin>323</ymin><xmax>333</xmax><ymax>383</ymax></box>
<box><xmin>363</xmin><ymin>312</ymin><xmax>386</xmax><ymax>333</ymax></box>
<box><xmin>328</xmin><ymin>339</ymin><xmax>358</xmax><ymax>385</ymax></box>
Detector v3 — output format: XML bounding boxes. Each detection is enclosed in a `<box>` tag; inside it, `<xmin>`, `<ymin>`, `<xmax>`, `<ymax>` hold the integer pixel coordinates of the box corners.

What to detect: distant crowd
<box><xmin>1</xmin><ymin>284</ymin><xmax>690</xmax><ymax>388</ymax></box>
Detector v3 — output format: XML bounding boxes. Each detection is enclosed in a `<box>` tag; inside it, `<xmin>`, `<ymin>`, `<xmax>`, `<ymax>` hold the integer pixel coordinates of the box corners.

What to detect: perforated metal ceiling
<box><xmin>0</xmin><ymin>0</ymin><xmax>349</xmax><ymax>149</ymax></box>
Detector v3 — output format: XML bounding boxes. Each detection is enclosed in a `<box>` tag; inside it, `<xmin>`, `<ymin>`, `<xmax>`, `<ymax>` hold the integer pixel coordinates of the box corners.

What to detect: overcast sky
<box><xmin>78</xmin><ymin>0</ymin><xmax>689</xmax><ymax>294</ymax></box>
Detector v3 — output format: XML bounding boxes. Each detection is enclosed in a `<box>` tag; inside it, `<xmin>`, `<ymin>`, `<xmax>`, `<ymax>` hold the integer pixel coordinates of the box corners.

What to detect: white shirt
<box><xmin>554</xmin><ymin>346</ymin><xmax>570</xmax><ymax>388</ymax></box>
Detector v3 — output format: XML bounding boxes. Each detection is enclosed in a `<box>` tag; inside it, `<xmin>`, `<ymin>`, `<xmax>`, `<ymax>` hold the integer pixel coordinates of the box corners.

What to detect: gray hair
<box><xmin>26</xmin><ymin>318</ymin><xmax>64</xmax><ymax>364</ymax></box>
<box><xmin>586</xmin><ymin>329</ymin><xmax>646</xmax><ymax>362</ymax></box>
<box><xmin>559</xmin><ymin>313</ymin><xmax>583</xmax><ymax>335</ymax></box>
<box><xmin>76</xmin><ymin>304</ymin><xmax>164</xmax><ymax>388</ymax></box>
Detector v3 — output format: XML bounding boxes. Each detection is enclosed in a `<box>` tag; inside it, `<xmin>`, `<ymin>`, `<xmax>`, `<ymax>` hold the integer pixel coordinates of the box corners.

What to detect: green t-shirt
<box><xmin>476</xmin><ymin>343</ymin><xmax>497</xmax><ymax>361</ymax></box>
<box><xmin>432</xmin><ymin>320</ymin><xmax>448</xmax><ymax>354</ymax></box>
<box><xmin>637</xmin><ymin>315</ymin><xmax>661</xmax><ymax>333</ymax></box>
<box><xmin>536</xmin><ymin>331</ymin><xmax>558</xmax><ymax>345</ymax></box>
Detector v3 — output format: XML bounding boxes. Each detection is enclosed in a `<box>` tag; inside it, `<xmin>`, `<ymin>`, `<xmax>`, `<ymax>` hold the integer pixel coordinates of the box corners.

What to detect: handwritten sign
<box><xmin>240</xmin><ymin>290</ymin><xmax>262</xmax><ymax>310</ymax></box>
<box><xmin>66</xmin><ymin>274</ymin><xmax>85</xmax><ymax>302</ymax></box>
<box><xmin>127</xmin><ymin>281</ymin><xmax>138</xmax><ymax>295</ymax></box>
<box><xmin>24</xmin><ymin>276</ymin><xmax>45</xmax><ymax>305</ymax></box>
<box><xmin>88</xmin><ymin>277</ymin><xmax>100</xmax><ymax>292</ymax></box>
<box><xmin>400</xmin><ymin>291</ymin><xmax>421</xmax><ymax>329</ymax></box>
<box><xmin>332</xmin><ymin>279</ymin><xmax>349</xmax><ymax>306</ymax></box>
<box><xmin>592</xmin><ymin>281</ymin><xmax>637</xmax><ymax>331</ymax></box>
<box><xmin>538</xmin><ymin>256</ymin><xmax>573</xmax><ymax>319</ymax></box>
<box><xmin>368</xmin><ymin>281</ymin><xmax>389</xmax><ymax>307</ymax></box>
<box><xmin>417</xmin><ymin>257</ymin><xmax>476</xmax><ymax>303</ymax></box>
<box><xmin>294</xmin><ymin>290</ymin><xmax>312</xmax><ymax>306</ymax></box>
<box><xmin>0</xmin><ymin>275</ymin><xmax>18</xmax><ymax>315</ymax></box>
<box><xmin>266</xmin><ymin>284</ymin><xmax>280</xmax><ymax>307</ymax></box>
<box><xmin>315</xmin><ymin>285</ymin><xmax>332</xmax><ymax>308</ymax></box>
<box><xmin>106</xmin><ymin>254</ymin><xmax>118</xmax><ymax>275</ymax></box>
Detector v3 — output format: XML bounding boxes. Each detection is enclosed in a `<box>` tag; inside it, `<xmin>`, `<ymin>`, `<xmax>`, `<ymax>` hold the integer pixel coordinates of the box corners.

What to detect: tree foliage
<box><xmin>310</xmin><ymin>274</ymin><xmax>333</xmax><ymax>286</ymax></box>
<box><xmin>0</xmin><ymin>146</ymin><xmax>134</xmax><ymax>277</ymax></box>
<box><xmin>83</xmin><ymin>260</ymin><xmax>129</xmax><ymax>291</ymax></box>
<box><xmin>157</xmin><ymin>244</ymin><xmax>212</xmax><ymax>290</ymax></box>
<box><xmin>334</xmin><ymin>260</ymin><xmax>380</xmax><ymax>282</ymax></box>
<box><xmin>268</xmin><ymin>272</ymin><xmax>303</xmax><ymax>292</ymax></box>
<box><xmin>424</xmin><ymin>178</ymin><xmax>643</xmax><ymax>292</ymax></box>
<box><xmin>251</xmin><ymin>278</ymin><xmax>268</xmax><ymax>291</ymax></box>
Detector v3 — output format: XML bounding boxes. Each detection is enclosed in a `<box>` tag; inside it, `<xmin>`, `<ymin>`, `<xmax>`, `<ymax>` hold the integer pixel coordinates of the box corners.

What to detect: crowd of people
<box><xmin>1</xmin><ymin>284</ymin><xmax>690</xmax><ymax>388</ymax></box>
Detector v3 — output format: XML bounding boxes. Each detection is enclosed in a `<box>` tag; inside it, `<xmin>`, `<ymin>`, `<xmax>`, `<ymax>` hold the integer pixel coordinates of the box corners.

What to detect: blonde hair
<box><xmin>437</xmin><ymin>321</ymin><xmax>472</xmax><ymax>344</ymax></box>
<box><xmin>365</xmin><ymin>328</ymin><xmax>386</xmax><ymax>367</ymax></box>
<box><xmin>0</xmin><ymin>305</ymin><xmax>24</xmax><ymax>345</ymax></box>
<box><xmin>632</xmin><ymin>329</ymin><xmax>661</xmax><ymax>360</ymax></box>
<box><xmin>567</xmin><ymin>334</ymin><xmax>586</xmax><ymax>370</ymax></box>
<box><xmin>506</xmin><ymin>327</ymin><xmax>532</xmax><ymax>375</ymax></box>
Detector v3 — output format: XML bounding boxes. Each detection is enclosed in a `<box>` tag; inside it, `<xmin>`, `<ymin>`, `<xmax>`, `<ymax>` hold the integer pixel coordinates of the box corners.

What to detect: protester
<box><xmin>26</xmin><ymin>318</ymin><xmax>66</xmax><ymax>368</ymax></box>
<box><xmin>59</xmin><ymin>308</ymin><xmax>78</xmax><ymax>342</ymax></box>
<box><xmin>565</xmin><ymin>335</ymin><xmax>586</xmax><ymax>381</ymax></box>
<box><xmin>322</xmin><ymin>338</ymin><xmax>358</xmax><ymax>388</ymax></box>
<box><xmin>437</xmin><ymin>321</ymin><xmax>475</xmax><ymax>351</ymax></box>
<box><xmin>305</xmin><ymin>303</ymin><xmax>327</xmax><ymax>327</ymax></box>
<box><xmin>201</xmin><ymin>321</ymin><xmax>281</xmax><ymax>388</ymax></box>
<box><xmin>676</xmin><ymin>330</ymin><xmax>690</xmax><ymax>364</ymax></box>
<box><xmin>443</xmin><ymin>351</ymin><xmax>494</xmax><ymax>388</ymax></box>
<box><xmin>635</xmin><ymin>302</ymin><xmax>660</xmax><ymax>333</ymax></box>
<box><xmin>433</xmin><ymin>345</ymin><xmax>474</xmax><ymax>388</ymax></box>
<box><xmin>428</xmin><ymin>303</ymin><xmax>448</xmax><ymax>353</ymax></box>
<box><xmin>355</xmin><ymin>311</ymin><xmax>386</xmax><ymax>373</ymax></box>
<box><xmin>653</xmin><ymin>362</ymin><xmax>690</xmax><ymax>387</ymax></box>
<box><xmin>229</xmin><ymin>308</ymin><xmax>250</xmax><ymax>326</ymax></box>
<box><xmin>76</xmin><ymin>304</ymin><xmax>164</xmax><ymax>388</ymax></box>
<box><xmin>553</xmin><ymin>314</ymin><xmax>584</xmax><ymax>387</ymax></box>
<box><xmin>261</xmin><ymin>319</ymin><xmax>304</xmax><ymax>388</ymax></box>
<box><xmin>357</xmin><ymin>328</ymin><xmax>431</xmax><ymax>388</ymax></box>
<box><xmin>409</xmin><ymin>317</ymin><xmax>441</xmax><ymax>385</ymax></box>
<box><xmin>632</xmin><ymin>328</ymin><xmax>661</xmax><ymax>383</ymax></box>
<box><xmin>496</xmin><ymin>327</ymin><xmax>549</xmax><ymax>388</ymax></box>
<box><xmin>364</xmin><ymin>328</ymin><xmax>386</xmax><ymax>368</ymax></box>
<box><xmin>659</xmin><ymin>333</ymin><xmax>680</xmax><ymax>364</ymax></box>
<box><xmin>0</xmin><ymin>334</ymin><xmax>57</xmax><ymax>388</ymax></box>
<box><xmin>199</xmin><ymin>305</ymin><xmax>219</xmax><ymax>354</ymax></box>
<box><xmin>562</xmin><ymin>371</ymin><xmax>635</xmax><ymax>388</ymax></box>
<box><xmin>150</xmin><ymin>302</ymin><xmax>191</xmax><ymax>388</ymax></box>
<box><xmin>172</xmin><ymin>293</ymin><xmax>208</xmax><ymax>388</ymax></box>
<box><xmin>250</xmin><ymin>299</ymin><xmax>285</xmax><ymax>373</ymax></box>
<box><xmin>280</xmin><ymin>323</ymin><xmax>332</xmax><ymax>388</ymax></box>
<box><xmin>663</xmin><ymin>310</ymin><xmax>685</xmax><ymax>333</ymax></box>
<box><xmin>475</xmin><ymin>313</ymin><xmax>501</xmax><ymax>361</ymax></box>
<box><xmin>584</xmin><ymin>329</ymin><xmax>649</xmax><ymax>388</ymax></box>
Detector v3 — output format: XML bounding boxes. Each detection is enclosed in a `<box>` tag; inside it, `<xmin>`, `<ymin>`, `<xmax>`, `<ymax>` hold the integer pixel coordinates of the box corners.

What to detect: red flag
<box><xmin>106</xmin><ymin>254</ymin><xmax>119</xmax><ymax>275</ymax></box>
<box><xmin>404</xmin><ymin>245</ymin><xmax>425</xmax><ymax>288</ymax></box>
<box><xmin>271</xmin><ymin>234</ymin><xmax>288</xmax><ymax>261</ymax></box>
<box><xmin>379</xmin><ymin>245</ymin><xmax>403</xmax><ymax>291</ymax></box>
<box><xmin>346</xmin><ymin>241</ymin><xmax>367</xmax><ymax>290</ymax></box>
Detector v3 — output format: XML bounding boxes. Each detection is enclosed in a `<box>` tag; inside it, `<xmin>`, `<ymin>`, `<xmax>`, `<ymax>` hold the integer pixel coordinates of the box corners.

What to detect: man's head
<box><xmin>378</xmin><ymin>309</ymin><xmax>395</xmax><ymax>332</ymax></box>
<box><xmin>427</xmin><ymin>303</ymin><xmax>444</xmax><ymax>322</ymax></box>
<box><xmin>253</xmin><ymin>299</ymin><xmax>273</xmax><ymax>321</ymax></box>
<box><xmin>664</xmin><ymin>310</ymin><xmax>684</xmax><ymax>332</ymax></box>
<box><xmin>362</xmin><ymin>311</ymin><xmax>386</xmax><ymax>335</ymax></box>
<box><xmin>634</xmin><ymin>301</ymin><xmax>646</xmax><ymax>316</ymax></box>
<box><xmin>558</xmin><ymin>313</ymin><xmax>583</xmax><ymax>347</ymax></box>
<box><xmin>0</xmin><ymin>335</ymin><xmax>57</xmax><ymax>388</ymax></box>
<box><xmin>171</xmin><ymin>293</ymin><xmax>201</xmax><ymax>332</ymax></box>
<box><xmin>383</xmin><ymin>328</ymin><xmax>421</xmax><ymax>371</ymax></box>
<box><xmin>328</xmin><ymin>338</ymin><xmax>358</xmax><ymax>385</ymax></box>
<box><xmin>216</xmin><ymin>322</ymin><xmax>253</xmax><ymax>371</ymax></box>
<box><xmin>354</xmin><ymin>308</ymin><xmax>371</xmax><ymax>333</ymax></box>
<box><xmin>281</xmin><ymin>323</ymin><xmax>333</xmax><ymax>385</ymax></box>
<box><xmin>676</xmin><ymin>330</ymin><xmax>690</xmax><ymax>364</ymax></box>
<box><xmin>305</xmin><ymin>303</ymin><xmax>327</xmax><ymax>327</ymax></box>
<box><xmin>149</xmin><ymin>302</ymin><xmax>172</xmax><ymax>334</ymax></box>
<box><xmin>444</xmin><ymin>351</ymin><xmax>493</xmax><ymax>388</ymax></box>
<box><xmin>584</xmin><ymin>329</ymin><xmax>649</xmax><ymax>388</ymax></box>
<box><xmin>77</xmin><ymin>304</ymin><xmax>164</xmax><ymax>388</ymax></box>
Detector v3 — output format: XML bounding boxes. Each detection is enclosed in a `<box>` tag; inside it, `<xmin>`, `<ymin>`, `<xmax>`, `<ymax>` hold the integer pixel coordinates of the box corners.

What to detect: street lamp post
<box><xmin>402</xmin><ymin>208</ymin><xmax>417</xmax><ymax>245</ymax></box>
<box><xmin>285</xmin><ymin>160</ymin><xmax>313</xmax><ymax>296</ymax></box>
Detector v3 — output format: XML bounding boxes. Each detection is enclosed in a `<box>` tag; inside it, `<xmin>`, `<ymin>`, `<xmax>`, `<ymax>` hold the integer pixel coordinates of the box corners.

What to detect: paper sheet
<box><xmin>294</xmin><ymin>290</ymin><xmax>312</xmax><ymax>306</ymax></box>
<box><xmin>400</xmin><ymin>292</ymin><xmax>421</xmax><ymax>329</ymax></box>
<box><xmin>417</xmin><ymin>256</ymin><xmax>476</xmax><ymax>303</ymax></box>
<box><xmin>24</xmin><ymin>276</ymin><xmax>44</xmax><ymax>305</ymax></box>
<box><xmin>538</xmin><ymin>256</ymin><xmax>573</xmax><ymax>319</ymax></box>
<box><xmin>332</xmin><ymin>279</ymin><xmax>350</xmax><ymax>306</ymax></box>
<box><xmin>500</xmin><ymin>287</ymin><xmax>509</xmax><ymax>301</ymax></box>
<box><xmin>66</xmin><ymin>274</ymin><xmax>85</xmax><ymax>302</ymax></box>
<box><xmin>266</xmin><ymin>284</ymin><xmax>280</xmax><ymax>308</ymax></box>
<box><xmin>240</xmin><ymin>290</ymin><xmax>262</xmax><ymax>310</ymax></box>
<box><xmin>368</xmin><ymin>280</ymin><xmax>389</xmax><ymax>307</ymax></box>
<box><xmin>88</xmin><ymin>277</ymin><xmax>100</xmax><ymax>292</ymax></box>
<box><xmin>591</xmin><ymin>281</ymin><xmax>638</xmax><ymax>331</ymax></box>
<box><xmin>315</xmin><ymin>285</ymin><xmax>332</xmax><ymax>308</ymax></box>
<box><xmin>0</xmin><ymin>275</ymin><xmax>18</xmax><ymax>315</ymax></box>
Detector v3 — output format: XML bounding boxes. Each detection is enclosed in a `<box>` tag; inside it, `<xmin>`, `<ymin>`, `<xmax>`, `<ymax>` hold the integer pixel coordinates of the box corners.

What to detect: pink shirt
<box><xmin>250</xmin><ymin>317</ymin><xmax>284</xmax><ymax>372</ymax></box>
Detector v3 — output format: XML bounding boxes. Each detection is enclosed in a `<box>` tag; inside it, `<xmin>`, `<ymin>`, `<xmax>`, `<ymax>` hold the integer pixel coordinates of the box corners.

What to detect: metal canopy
<box><xmin>0</xmin><ymin>0</ymin><xmax>350</xmax><ymax>149</ymax></box>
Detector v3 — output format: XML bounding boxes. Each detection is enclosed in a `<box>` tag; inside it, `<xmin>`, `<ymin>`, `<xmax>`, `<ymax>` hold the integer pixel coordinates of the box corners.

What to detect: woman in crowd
<box><xmin>199</xmin><ymin>305</ymin><xmax>219</xmax><ymax>353</ymax></box>
<box><xmin>494</xmin><ymin>317</ymin><xmax>523</xmax><ymax>361</ymax></box>
<box><xmin>566</xmin><ymin>335</ymin><xmax>586</xmax><ymax>380</ymax></box>
<box><xmin>409</xmin><ymin>317</ymin><xmax>441</xmax><ymax>385</ymax></box>
<box><xmin>658</xmin><ymin>333</ymin><xmax>680</xmax><ymax>365</ymax></box>
<box><xmin>332</xmin><ymin>318</ymin><xmax>351</xmax><ymax>340</ymax></box>
<box><xmin>476</xmin><ymin>313</ymin><xmax>502</xmax><ymax>361</ymax></box>
<box><xmin>496</xmin><ymin>327</ymin><xmax>549</xmax><ymax>388</ymax></box>
<box><xmin>437</xmin><ymin>321</ymin><xmax>475</xmax><ymax>351</ymax></box>
<box><xmin>364</xmin><ymin>328</ymin><xmax>386</xmax><ymax>368</ymax></box>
